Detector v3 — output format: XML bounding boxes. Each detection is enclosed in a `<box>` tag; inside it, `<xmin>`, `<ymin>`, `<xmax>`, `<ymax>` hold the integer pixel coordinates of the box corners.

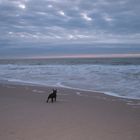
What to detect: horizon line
<box><xmin>0</xmin><ymin>53</ymin><xmax>140</xmax><ymax>60</ymax></box>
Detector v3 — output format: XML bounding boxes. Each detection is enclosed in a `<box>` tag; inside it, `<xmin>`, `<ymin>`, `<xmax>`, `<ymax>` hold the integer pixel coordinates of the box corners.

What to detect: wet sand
<box><xmin>0</xmin><ymin>83</ymin><xmax>140</xmax><ymax>140</ymax></box>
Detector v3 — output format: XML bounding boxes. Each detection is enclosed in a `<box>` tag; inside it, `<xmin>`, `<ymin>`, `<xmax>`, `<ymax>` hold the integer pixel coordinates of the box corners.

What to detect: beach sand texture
<box><xmin>0</xmin><ymin>84</ymin><xmax>140</xmax><ymax>140</ymax></box>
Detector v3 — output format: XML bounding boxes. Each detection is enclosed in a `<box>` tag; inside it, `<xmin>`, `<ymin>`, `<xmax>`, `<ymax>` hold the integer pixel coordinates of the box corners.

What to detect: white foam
<box><xmin>76</xmin><ymin>92</ymin><xmax>81</xmax><ymax>95</ymax></box>
<box><xmin>127</xmin><ymin>102</ymin><xmax>140</xmax><ymax>106</ymax></box>
<box><xmin>32</xmin><ymin>89</ymin><xmax>45</xmax><ymax>93</ymax></box>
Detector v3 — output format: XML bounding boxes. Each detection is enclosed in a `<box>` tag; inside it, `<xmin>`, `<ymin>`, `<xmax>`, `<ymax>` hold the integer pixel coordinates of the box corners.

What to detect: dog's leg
<box><xmin>46</xmin><ymin>96</ymin><xmax>51</xmax><ymax>103</ymax></box>
<box><xmin>46</xmin><ymin>97</ymin><xmax>49</xmax><ymax>103</ymax></box>
<box><xmin>54</xmin><ymin>97</ymin><xmax>56</xmax><ymax>102</ymax></box>
<box><xmin>51</xmin><ymin>97</ymin><xmax>53</xmax><ymax>103</ymax></box>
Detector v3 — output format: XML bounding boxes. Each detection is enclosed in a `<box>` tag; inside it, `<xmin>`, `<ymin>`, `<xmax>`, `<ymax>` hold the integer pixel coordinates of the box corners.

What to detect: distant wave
<box><xmin>0</xmin><ymin>57</ymin><xmax>140</xmax><ymax>65</ymax></box>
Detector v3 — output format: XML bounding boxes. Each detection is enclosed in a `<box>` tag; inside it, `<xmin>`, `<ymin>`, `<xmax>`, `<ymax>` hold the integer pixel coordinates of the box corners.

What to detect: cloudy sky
<box><xmin>0</xmin><ymin>0</ymin><xmax>140</xmax><ymax>58</ymax></box>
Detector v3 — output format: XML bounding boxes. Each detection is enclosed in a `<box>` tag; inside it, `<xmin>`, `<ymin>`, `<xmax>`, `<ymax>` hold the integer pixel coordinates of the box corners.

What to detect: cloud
<box><xmin>0</xmin><ymin>0</ymin><xmax>140</xmax><ymax>57</ymax></box>
<box><xmin>18</xmin><ymin>3</ymin><xmax>26</xmax><ymax>9</ymax></box>
<box><xmin>81</xmin><ymin>13</ymin><xmax>92</xmax><ymax>21</ymax></box>
<box><xmin>58</xmin><ymin>10</ymin><xmax>65</xmax><ymax>16</ymax></box>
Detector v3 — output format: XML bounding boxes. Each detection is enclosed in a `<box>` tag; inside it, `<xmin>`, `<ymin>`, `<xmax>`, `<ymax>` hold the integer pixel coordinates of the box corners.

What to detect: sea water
<box><xmin>0</xmin><ymin>57</ymin><xmax>140</xmax><ymax>100</ymax></box>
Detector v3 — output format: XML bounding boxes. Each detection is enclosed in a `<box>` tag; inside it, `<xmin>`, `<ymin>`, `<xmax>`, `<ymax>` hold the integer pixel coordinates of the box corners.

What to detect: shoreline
<box><xmin>1</xmin><ymin>80</ymin><xmax>140</xmax><ymax>101</ymax></box>
<box><xmin>1</xmin><ymin>82</ymin><xmax>140</xmax><ymax>111</ymax></box>
<box><xmin>0</xmin><ymin>83</ymin><xmax>140</xmax><ymax>140</ymax></box>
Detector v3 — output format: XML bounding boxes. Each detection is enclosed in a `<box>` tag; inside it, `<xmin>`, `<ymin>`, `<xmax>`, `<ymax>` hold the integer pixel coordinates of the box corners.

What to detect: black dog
<box><xmin>46</xmin><ymin>89</ymin><xmax>57</xmax><ymax>103</ymax></box>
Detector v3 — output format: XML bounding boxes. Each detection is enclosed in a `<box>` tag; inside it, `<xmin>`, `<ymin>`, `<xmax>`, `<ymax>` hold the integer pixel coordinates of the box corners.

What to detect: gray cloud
<box><xmin>0</xmin><ymin>0</ymin><xmax>140</xmax><ymax>57</ymax></box>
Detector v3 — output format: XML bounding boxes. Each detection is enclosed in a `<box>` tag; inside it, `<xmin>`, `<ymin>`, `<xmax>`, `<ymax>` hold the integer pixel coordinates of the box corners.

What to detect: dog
<box><xmin>46</xmin><ymin>89</ymin><xmax>57</xmax><ymax>103</ymax></box>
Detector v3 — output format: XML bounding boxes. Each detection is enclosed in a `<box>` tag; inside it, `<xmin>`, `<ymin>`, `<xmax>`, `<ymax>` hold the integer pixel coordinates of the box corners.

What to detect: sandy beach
<box><xmin>0</xmin><ymin>83</ymin><xmax>140</xmax><ymax>140</ymax></box>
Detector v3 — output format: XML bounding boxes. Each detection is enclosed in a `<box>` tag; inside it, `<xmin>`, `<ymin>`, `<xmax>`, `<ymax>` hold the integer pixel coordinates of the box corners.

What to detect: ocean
<box><xmin>0</xmin><ymin>57</ymin><xmax>140</xmax><ymax>100</ymax></box>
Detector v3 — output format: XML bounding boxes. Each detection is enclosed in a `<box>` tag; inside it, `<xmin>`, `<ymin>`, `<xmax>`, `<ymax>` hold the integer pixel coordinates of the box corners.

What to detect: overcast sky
<box><xmin>0</xmin><ymin>0</ymin><xmax>140</xmax><ymax>58</ymax></box>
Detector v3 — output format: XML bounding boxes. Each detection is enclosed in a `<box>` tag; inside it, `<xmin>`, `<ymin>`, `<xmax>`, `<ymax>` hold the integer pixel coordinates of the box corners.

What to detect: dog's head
<box><xmin>53</xmin><ymin>89</ymin><xmax>57</xmax><ymax>93</ymax></box>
